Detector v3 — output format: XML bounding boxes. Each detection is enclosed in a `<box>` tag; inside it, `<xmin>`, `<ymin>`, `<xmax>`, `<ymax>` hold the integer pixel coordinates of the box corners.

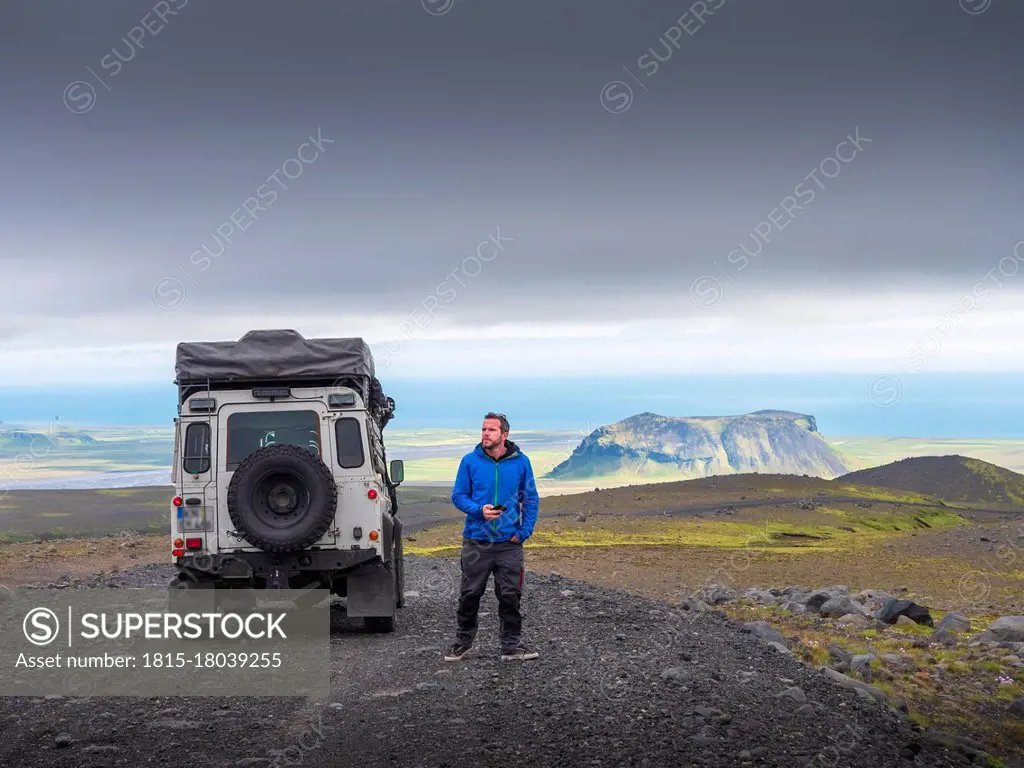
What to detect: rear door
<box><xmin>215</xmin><ymin>402</ymin><xmax>337</xmax><ymax>551</ymax></box>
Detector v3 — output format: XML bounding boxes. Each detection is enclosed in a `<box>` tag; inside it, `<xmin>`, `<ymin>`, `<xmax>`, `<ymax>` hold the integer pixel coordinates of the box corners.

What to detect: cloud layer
<box><xmin>1</xmin><ymin>0</ymin><xmax>1021</xmax><ymax>383</ymax></box>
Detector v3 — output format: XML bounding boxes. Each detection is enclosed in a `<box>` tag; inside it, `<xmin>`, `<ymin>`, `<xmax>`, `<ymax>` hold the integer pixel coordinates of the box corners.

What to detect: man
<box><xmin>445</xmin><ymin>412</ymin><xmax>540</xmax><ymax>662</ymax></box>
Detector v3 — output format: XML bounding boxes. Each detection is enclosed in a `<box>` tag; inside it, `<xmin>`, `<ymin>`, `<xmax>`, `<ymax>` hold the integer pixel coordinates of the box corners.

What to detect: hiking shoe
<box><xmin>500</xmin><ymin>645</ymin><xmax>539</xmax><ymax>661</ymax></box>
<box><xmin>444</xmin><ymin>643</ymin><xmax>471</xmax><ymax>662</ymax></box>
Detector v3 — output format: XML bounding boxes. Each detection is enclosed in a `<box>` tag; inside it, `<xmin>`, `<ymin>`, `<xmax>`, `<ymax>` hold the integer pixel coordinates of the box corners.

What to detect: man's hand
<box><xmin>482</xmin><ymin>504</ymin><xmax>501</xmax><ymax>521</ymax></box>
<box><xmin>510</xmin><ymin>535</ymin><xmax>520</xmax><ymax>543</ymax></box>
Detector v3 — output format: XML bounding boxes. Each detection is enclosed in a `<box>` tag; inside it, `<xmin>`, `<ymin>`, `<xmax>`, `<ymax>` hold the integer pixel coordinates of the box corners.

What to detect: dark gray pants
<box><xmin>456</xmin><ymin>538</ymin><xmax>524</xmax><ymax>652</ymax></box>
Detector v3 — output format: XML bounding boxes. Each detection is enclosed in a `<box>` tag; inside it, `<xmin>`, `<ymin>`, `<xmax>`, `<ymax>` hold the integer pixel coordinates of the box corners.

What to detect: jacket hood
<box><xmin>474</xmin><ymin>439</ymin><xmax>521</xmax><ymax>461</ymax></box>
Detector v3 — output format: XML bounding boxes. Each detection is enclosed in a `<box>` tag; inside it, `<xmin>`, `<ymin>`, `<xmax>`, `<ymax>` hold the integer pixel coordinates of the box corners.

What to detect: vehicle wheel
<box><xmin>226</xmin><ymin>444</ymin><xmax>337</xmax><ymax>552</ymax></box>
<box><xmin>364</xmin><ymin>615</ymin><xmax>395</xmax><ymax>633</ymax></box>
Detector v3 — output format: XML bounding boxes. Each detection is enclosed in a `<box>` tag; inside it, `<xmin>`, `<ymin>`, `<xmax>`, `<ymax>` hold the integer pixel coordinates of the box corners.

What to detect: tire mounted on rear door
<box><xmin>226</xmin><ymin>443</ymin><xmax>337</xmax><ymax>552</ymax></box>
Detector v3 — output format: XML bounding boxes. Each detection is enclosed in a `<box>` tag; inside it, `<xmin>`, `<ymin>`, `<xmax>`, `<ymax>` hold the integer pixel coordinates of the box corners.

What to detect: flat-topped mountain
<box><xmin>546</xmin><ymin>410</ymin><xmax>850</xmax><ymax>481</ymax></box>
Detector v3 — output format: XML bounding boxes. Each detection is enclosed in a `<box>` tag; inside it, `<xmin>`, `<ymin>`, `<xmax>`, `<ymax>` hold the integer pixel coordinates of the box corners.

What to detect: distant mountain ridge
<box><xmin>546</xmin><ymin>410</ymin><xmax>850</xmax><ymax>481</ymax></box>
<box><xmin>839</xmin><ymin>455</ymin><xmax>1024</xmax><ymax>508</ymax></box>
<box><xmin>0</xmin><ymin>428</ymin><xmax>96</xmax><ymax>452</ymax></box>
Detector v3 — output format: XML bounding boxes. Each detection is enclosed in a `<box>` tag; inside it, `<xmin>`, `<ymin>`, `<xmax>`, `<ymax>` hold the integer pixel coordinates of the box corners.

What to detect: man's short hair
<box><xmin>484</xmin><ymin>412</ymin><xmax>510</xmax><ymax>434</ymax></box>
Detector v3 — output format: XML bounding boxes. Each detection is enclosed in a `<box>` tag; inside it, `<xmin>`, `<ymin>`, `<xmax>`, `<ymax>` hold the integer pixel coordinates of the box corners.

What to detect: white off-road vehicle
<box><xmin>168</xmin><ymin>329</ymin><xmax>405</xmax><ymax>631</ymax></box>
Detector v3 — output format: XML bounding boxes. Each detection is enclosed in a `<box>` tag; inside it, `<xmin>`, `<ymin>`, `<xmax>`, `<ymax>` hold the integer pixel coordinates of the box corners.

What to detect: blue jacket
<box><xmin>451</xmin><ymin>440</ymin><xmax>540</xmax><ymax>543</ymax></box>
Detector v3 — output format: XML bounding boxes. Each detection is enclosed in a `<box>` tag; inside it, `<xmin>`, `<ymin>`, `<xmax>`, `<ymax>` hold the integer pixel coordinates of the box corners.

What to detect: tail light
<box><xmin>185</xmin><ymin>537</ymin><xmax>203</xmax><ymax>550</ymax></box>
<box><xmin>172</xmin><ymin>549</ymin><xmax>185</xmax><ymax>556</ymax></box>
<box><xmin>173</xmin><ymin>538</ymin><xmax>184</xmax><ymax>548</ymax></box>
<box><xmin>172</xmin><ymin>496</ymin><xmax>183</xmax><ymax>507</ymax></box>
<box><xmin>368</xmin><ymin>530</ymin><xmax>379</xmax><ymax>541</ymax></box>
<box><xmin>367</xmin><ymin>489</ymin><xmax>378</xmax><ymax>500</ymax></box>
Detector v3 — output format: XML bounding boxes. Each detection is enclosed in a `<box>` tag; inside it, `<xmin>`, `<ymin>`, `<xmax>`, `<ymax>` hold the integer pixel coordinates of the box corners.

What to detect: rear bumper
<box><xmin>175</xmin><ymin>548</ymin><xmax>382</xmax><ymax>581</ymax></box>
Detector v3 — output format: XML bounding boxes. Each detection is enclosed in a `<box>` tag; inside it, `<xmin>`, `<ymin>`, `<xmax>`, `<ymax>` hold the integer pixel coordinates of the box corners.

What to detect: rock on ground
<box><xmin>935</xmin><ymin>611</ymin><xmax>971</xmax><ymax>634</ymax></box>
<box><xmin>978</xmin><ymin>616</ymin><xmax>1024</xmax><ymax>643</ymax></box>
<box><xmin>875</xmin><ymin>598</ymin><xmax>933</xmax><ymax>627</ymax></box>
<box><xmin>740</xmin><ymin>620</ymin><xmax>788</xmax><ymax>647</ymax></box>
<box><xmin>819</xmin><ymin>596</ymin><xmax>868</xmax><ymax>618</ymax></box>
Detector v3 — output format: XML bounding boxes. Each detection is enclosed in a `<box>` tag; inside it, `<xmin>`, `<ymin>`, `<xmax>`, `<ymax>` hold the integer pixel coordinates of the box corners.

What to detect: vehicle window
<box><xmin>226</xmin><ymin>410</ymin><xmax>321</xmax><ymax>470</ymax></box>
<box><xmin>335</xmin><ymin>418</ymin><xmax>365</xmax><ymax>469</ymax></box>
<box><xmin>182</xmin><ymin>423</ymin><xmax>211</xmax><ymax>474</ymax></box>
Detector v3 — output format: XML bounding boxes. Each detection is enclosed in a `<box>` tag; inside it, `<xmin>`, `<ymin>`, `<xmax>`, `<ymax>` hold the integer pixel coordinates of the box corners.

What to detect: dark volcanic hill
<box><xmin>839</xmin><ymin>455</ymin><xmax>1024</xmax><ymax>508</ymax></box>
<box><xmin>546</xmin><ymin>410</ymin><xmax>850</xmax><ymax>481</ymax></box>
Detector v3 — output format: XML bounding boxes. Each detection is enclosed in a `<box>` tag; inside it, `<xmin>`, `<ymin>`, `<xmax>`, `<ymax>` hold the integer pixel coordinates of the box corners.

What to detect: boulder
<box><xmin>850</xmin><ymin>654</ymin><xmax>876</xmax><ymax>682</ymax></box>
<box><xmin>741</xmin><ymin>588</ymin><xmax>780</xmax><ymax>606</ymax></box>
<box><xmin>855</xmin><ymin>589</ymin><xmax>893</xmax><ymax>603</ymax></box>
<box><xmin>896</xmin><ymin>615</ymin><xmax>918</xmax><ymax>627</ymax></box>
<box><xmin>935</xmin><ymin>612</ymin><xmax>971</xmax><ymax>634</ymax></box>
<box><xmin>741</xmin><ymin>621</ymin><xmax>787</xmax><ymax>647</ymax></box>
<box><xmin>828</xmin><ymin>644</ymin><xmax>854</xmax><ymax>665</ymax></box>
<box><xmin>804</xmin><ymin>589</ymin><xmax>842</xmax><ymax>612</ymax></box>
<box><xmin>678</xmin><ymin>597</ymin><xmax>715</xmax><ymax>613</ymax></box>
<box><xmin>836</xmin><ymin>613</ymin><xmax>870</xmax><ymax>628</ymax></box>
<box><xmin>820</xmin><ymin>667</ymin><xmax>887</xmax><ymax>703</ymax></box>
<box><xmin>875</xmin><ymin>598</ymin><xmax>933</xmax><ymax>627</ymax></box>
<box><xmin>855</xmin><ymin>589</ymin><xmax>895</xmax><ymax>611</ymax></box>
<box><xmin>819</xmin><ymin>597</ymin><xmax>868</xmax><ymax>618</ymax></box>
<box><xmin>983</xmin><ymin>616</ymin><xmax>1024</xmax><ymax>643</ymax></box>
<box><xmin>695</xmin><ymin>584</ymin><xmax>737</xmax><ymax>605</ymax></box>
<box><xmin>928</xmin><ymin>629</ymin><xmax>959</xmax><ymax>647</ymax></box>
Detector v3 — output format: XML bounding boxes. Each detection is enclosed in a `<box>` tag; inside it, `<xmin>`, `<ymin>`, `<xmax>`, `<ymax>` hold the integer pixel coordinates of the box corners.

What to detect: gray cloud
<box><xmin>0</xmin><ymin>0</ymin><xmax>1022</xmax><ymax>338</ymax></box>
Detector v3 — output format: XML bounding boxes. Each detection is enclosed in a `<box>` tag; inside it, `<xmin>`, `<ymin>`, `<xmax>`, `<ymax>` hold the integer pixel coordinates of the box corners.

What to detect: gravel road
<box><xmin>1</xmin><ymin>557</ymin><xmax>979</xmax><ymax>768</ymax></box>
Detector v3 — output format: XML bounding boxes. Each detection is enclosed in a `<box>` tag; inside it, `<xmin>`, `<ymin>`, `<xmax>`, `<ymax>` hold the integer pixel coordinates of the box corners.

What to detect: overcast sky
<box><xmin>1</xmin><ymin>0</ymin><xmax>1022</xmax><ymax>385</ymax></box>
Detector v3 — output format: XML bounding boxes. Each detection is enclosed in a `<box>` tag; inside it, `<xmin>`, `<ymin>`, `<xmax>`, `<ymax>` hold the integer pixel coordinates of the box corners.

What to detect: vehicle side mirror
<box><xmin>389</xmin><ymin>459</ymin><xmax>404</xmax><ymax>486</ymax></box>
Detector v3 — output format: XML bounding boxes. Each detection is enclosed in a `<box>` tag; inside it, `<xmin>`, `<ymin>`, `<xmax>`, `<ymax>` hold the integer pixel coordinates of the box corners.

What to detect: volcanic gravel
<box><xmin>0</xmin><ymin>557</ymin><xmax>980</xmax><ymax>768</ymax></box>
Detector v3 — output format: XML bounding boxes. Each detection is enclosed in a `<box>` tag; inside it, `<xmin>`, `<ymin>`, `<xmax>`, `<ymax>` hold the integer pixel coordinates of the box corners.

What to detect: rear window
<box><xmin>182</xmin><ymin>422</ymin><xmax>211</xmax><ymax>474</ymax></box>
<box><xmin>226</xmin><ymin>410</ymin><xmax>321</xmax><ymax>470</ymax></box>
<box><xmin>335</xmin><ymin>418</ymin><xmax>365</xmax><ymax>468</ymax></box>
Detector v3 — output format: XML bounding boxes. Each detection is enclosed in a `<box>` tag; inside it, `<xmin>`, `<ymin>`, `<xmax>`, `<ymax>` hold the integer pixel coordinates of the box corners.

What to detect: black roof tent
<box><xmin>174</xmin><ymin>330</ymin><xmax>394</xmax><ymax>427</ymax></box>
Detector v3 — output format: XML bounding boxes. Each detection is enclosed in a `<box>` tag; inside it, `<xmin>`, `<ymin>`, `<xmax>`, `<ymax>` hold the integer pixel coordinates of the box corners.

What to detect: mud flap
<box><xmin>346</xmin><ymin>565</ymin><xmax>396</xmax><ymax>618</ymax></box>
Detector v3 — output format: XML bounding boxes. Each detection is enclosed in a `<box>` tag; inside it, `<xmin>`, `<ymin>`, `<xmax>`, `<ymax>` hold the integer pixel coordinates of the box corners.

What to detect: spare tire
<box><xmin>227</xmin><ymin>443</ymin><xmax>337</xmax><ymax>552</ymax></box>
